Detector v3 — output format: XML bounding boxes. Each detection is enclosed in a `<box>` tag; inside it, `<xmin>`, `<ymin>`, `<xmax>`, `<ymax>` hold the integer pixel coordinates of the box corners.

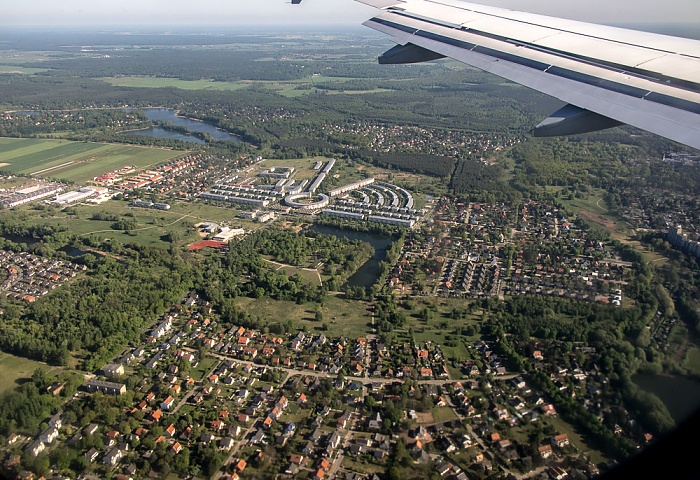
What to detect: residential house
<box><xmin>552</xmin><ymin>433</ymin><xmax>570</xmax><ymax>448</ymax></box>
<box><xmin>539</xmin><ymin>444</ymin><xmax>553</xmax><ymax>458</ymax></box>
<box><xmin>25</xmin><ymin>440</ymin><xmax>45</xmax><ymax>457</ymax></box>
<box><xmin>85</xmin><ymin>447</ymin><xmax>99</xmax><ymax>463</ymax></box>
<box><xmin>220</xmin><ymin>437</ymin><xmax>235</xmax><ymax>451</ymax></box>
<box><xmin>103</xmin><ymin>363</ymin><xmax>125</xmax><ymax>378</ymax></box>
<box><xmin>103</xmin><ymin>448</ymin><xmax>124</xmax><ymax>466</ymax></box>
<box><xmin>48</xmin><ymin>413</ymin><xmax>62</xmax><ymax>429</ymax></box>
<box><xmin>40</xmin><ymin>427</ymin><xmax>59</xmax><ymax>444</ymax></box>
<box><xmin>161</xmin><ymin>396</ymin><xmax>175</xmax><ymax>411</ymax></box>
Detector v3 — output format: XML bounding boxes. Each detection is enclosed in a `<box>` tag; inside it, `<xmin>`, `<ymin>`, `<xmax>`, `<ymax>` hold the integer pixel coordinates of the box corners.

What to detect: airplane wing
<box><xmin>301</xmin><ymin>0</ymin><xmax>700</xmax><ymax>149</ymax></box>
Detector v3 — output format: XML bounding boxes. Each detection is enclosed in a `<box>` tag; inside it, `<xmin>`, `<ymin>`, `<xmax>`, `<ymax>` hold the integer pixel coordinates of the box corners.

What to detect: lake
<box><xmin>126</xmin><ymin>108</ymin><xmax>242</xmax><ymax>144</ymax></box>
<box><xmin>310</xmin><ymin>225</ymin><xmax>394</xmax><ymax>289</ymax></box>
<box><xmin>16</xmin><ymin>108</ymin><xmax>242</xmax><ymax>144</ymax></box>
<box><xmin>633</xmin><ymin>373</ymin><xmax>700</xmax><ymax>423</ymax></box>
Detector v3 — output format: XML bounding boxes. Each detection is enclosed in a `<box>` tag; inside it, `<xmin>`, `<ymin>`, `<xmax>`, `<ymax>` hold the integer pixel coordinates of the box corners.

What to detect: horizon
<box><xmin>3</xmin><ymin>0</ymin><xmax>699</xmax><ymax>27</ymax></box>
<box><xmin>1</xmin><ymin>22</ymin><xmax>698</xmax><ymax>42</ymax></box>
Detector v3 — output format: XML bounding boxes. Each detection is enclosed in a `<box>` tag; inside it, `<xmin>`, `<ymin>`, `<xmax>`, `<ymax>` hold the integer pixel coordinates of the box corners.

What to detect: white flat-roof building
<box><xmin>50</xmin><ymin>187</ymin><xmax>96</xmax><ymax>205</ymax></box>
<box><xmin>212</xmin><ymin>227</ymin><xmax>245</xmax><ymax>242</ymax></box>
<box><xmin>322</xmin><ymin>209</ymin><xmax>365</xmax><ymax>221</ymax></box>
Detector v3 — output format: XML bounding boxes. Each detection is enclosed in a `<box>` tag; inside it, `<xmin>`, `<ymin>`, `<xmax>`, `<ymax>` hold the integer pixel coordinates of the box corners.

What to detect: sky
<box><xmin>2</xmin><ymin>0</ymin><xmax>699</xmax><ymax>27</ymax></box>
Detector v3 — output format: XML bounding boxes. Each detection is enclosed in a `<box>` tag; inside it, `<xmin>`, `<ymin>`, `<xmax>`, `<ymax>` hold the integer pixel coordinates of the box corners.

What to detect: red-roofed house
<box><xmin>161</xmin><ymin>396</ymin><xmax>175</xmax><ymax>411</ymax></box>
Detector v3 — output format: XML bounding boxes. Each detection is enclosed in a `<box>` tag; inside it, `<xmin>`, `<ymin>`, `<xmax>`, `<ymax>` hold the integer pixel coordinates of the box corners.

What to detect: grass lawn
<box><xmin>191</xmin><ymin>356</ymin><xmax>219</xmax><ymax>382</ymax></box>
<box><xmin>0</xmin><ymin>350</ymin><xmax>60</xmax><ymax>394</ymax></box>
<box><xmin>0</xmin><ymin>137</ymin><xmax>182</xmax><ymax>183</ymax></box>
<box><xmin>13</xmin><ymin>198</ymin><xmax>255</xmax><ymax>249</ymax></box>
<box><xmin>250</xmin><ymin>157</ymin><xmax>336</xmax><ymax>182</ymax></box>
<box><xmin>432</xmin><ymin>406</ymin><xmax>458</xmax><ymax>423</ymax></box>
<box><xmin>668</xmin><ymin>323</ymin><xmax>687</xmax><ymax>346</ymax></box>
<box><xmin>8</xmin><ymin>195</ymin><xmax>271</xmax><ymax>251</ymax></box>
<box><xmin>546</xmin><ymin>415</ymin><xmax>607</xmax><ymax>465</ymax></box>
<box><xmin>277</xmin><ymin>265</ymin><xmax>322</xmax><ymax>286</ymax></box>
<box><xmin>341</xmin><ymin>457</ymin><xmax>387</xmax><ymax>476</ymax></box>
<box><xmin>683</xmin><ymin>346</ymin><xmax>700</xmax><ymax>375</ymax></box>
<box><xmin>235</xmin><ymin>292</ymin><xmax>372</xmax><ymax>338</ymax></box>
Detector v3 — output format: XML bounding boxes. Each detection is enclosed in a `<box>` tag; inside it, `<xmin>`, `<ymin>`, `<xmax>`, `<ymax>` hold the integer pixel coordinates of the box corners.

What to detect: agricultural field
<box><xmin>100</xmin><ymin>76</ymin><xmax>250</xmax><ymax>91</ymax></box>
<box><xmin>0</xmin><ymin>138</ymin><xmax>182</xmax><ymax>183</ymax></box>
<box><xmin>101</xmin><ymin>75</ymin><xmax>387</xmax><ymax>97</ymax></box>
<box><xmin>0</xmin><ymin>66</ymin><xmax>48</xmax><ymax>74</ymax></box>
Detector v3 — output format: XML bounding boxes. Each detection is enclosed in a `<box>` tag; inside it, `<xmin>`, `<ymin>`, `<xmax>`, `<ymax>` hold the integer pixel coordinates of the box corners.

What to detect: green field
<box><xmin>0</xmin><ymin>351</ymin><xmax>59</xmax><ymax>395</ymax></box>
<box><xmin>27</xmin><ymin>202</ymin><xmax>211</xmax><ymax>248</ymax></box>
<box><xmin>0</xmin><ymin>66</ymin><xmax>49</xmax><ymax>74</ymax></box>
<box><xmin>101</xmin><ymin>76</ymin><xmax>250</xmax><ymax>91</ymax></box>
<box><xmin>102</xmin><ymin>74</ymin><xmax>391</xmax><ymax>97</ymax></box>
<box><xmin>251</xmin><ymin>157</ymin><xmax>335</xmax><ymax>182</ymax></box>
<box><xmin>236</xmin><ymin>293</ymin><xmax>372</xmax><ymax>337</ymax></box>
<box><xmin>0</xmin><ymin>138</ymin><xmax>182</xmax><ymax>182</ymax></box>
<box><xmin>432</xmin><ymin>406</ymin><xmax>458</xmax><ymax>423</ymax></box>
<box><xmin>4</xmin><ymin>197</ymin><xmax>262</xmax><ymax>250</ymax></box>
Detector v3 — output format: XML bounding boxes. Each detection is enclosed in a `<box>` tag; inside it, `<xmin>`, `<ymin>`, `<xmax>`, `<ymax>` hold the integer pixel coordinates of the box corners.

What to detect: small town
<box><xmin>1</xmin><ymin>288</ymin><xmax>627</xmax><ymax>480</ymax></box>
<box><xmin>0</xmin><ymin>10</ymin><xmax>698</xmax><ymax>479</ymax></box>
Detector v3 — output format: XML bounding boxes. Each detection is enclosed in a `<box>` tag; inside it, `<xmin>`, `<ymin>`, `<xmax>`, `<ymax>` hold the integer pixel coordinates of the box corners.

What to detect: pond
<box><xmin>633</xmin><ymin>373</ymin><xmax>700</xmax><ymax>423</ymax></box>
<box><xmin>310</xmin><ymin>224</ymin><xmax>395</xmax><ymax>289</ymax></box>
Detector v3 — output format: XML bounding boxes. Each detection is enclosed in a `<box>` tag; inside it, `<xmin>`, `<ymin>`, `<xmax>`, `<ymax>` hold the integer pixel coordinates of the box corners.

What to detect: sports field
<box><xmin>0</xmin><ymin>138</ymin><xmax>182</xmax><ymax>182</ymax></box>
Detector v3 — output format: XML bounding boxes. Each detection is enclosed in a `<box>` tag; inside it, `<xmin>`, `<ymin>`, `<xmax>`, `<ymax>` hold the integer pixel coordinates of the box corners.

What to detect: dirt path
<box><xmin>261</xmin><ymin>258</ymin><xmax>323</xmax><ymax>284</ymax></box>
<box><xmin>80</xmin><ymin>213</ymin><xmax>192</xmax><ymax>236</ymax></box>
<box><xmin>579</xmin><ymin>210</ymin><xmax>618</xmax><ymax>233</ymax></box>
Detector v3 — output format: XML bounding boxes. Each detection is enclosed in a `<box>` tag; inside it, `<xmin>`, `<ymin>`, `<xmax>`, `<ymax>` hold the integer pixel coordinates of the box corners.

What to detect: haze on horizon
<box><xmin>3</xmin><ymin>0</ymin><xmax>699</xmax><ymax>28</ymax></box>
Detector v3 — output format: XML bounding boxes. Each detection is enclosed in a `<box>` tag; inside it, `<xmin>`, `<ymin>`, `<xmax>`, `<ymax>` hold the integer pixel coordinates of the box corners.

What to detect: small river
<box><xmin>127</xmin><ymin>108</ymin><xmax>242</xmax><ymax>144</ymax></box>
<box><xmin>310</xmin><ymin>225</ymin><xmax>394</xmax><ymax>289</ymax></box>
<box><xmin>633</xmin><ymin>373</ymin><xmax>700</xmax><ymax>423</ymax></box>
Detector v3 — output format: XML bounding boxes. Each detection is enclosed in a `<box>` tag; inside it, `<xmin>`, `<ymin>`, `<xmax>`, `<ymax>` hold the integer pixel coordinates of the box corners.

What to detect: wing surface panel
<box><xmin>358</xmin><ymin>0</ymin><xmax>700</xmax><ymax>149</ymax></box>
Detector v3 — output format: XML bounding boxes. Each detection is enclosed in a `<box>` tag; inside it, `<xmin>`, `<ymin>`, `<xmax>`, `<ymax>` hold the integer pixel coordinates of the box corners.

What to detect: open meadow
<box><xmin>235</xmin><ymin>293</ymin><xmax>373</xmax><ymax>337</ymax></box>
<box><xmin>100</xmin><ymin>75</ymin><xmax>392</xmax><ymax>98</ymax></box>
<box><xmin>0</xmin><ymin>351</ymin><xmax>60</xmax><ymax>395</ymax></box>
<box><xmin>0</xmin><ymin>138</ymin><xmax>182</xmax><ymax>183</ymax></box>
<box><xmin>100</xmin><ymin>76</ymin><xmax>250</xmax><ymax>91</ymax></box>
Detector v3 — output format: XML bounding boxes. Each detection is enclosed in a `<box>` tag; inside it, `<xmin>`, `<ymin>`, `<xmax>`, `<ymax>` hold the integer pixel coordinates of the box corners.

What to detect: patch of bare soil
<box><xmin>579</xmin><ymin>210</ymin><xmax>617</xmax><ymax>233</ymax></box>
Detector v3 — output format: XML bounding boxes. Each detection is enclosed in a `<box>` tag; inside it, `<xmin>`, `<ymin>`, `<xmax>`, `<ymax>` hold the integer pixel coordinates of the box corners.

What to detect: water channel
<box><xmin>310</xmin><ymin>225</ymin><xmax>394</xmax><ymax>289</ymax></box>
